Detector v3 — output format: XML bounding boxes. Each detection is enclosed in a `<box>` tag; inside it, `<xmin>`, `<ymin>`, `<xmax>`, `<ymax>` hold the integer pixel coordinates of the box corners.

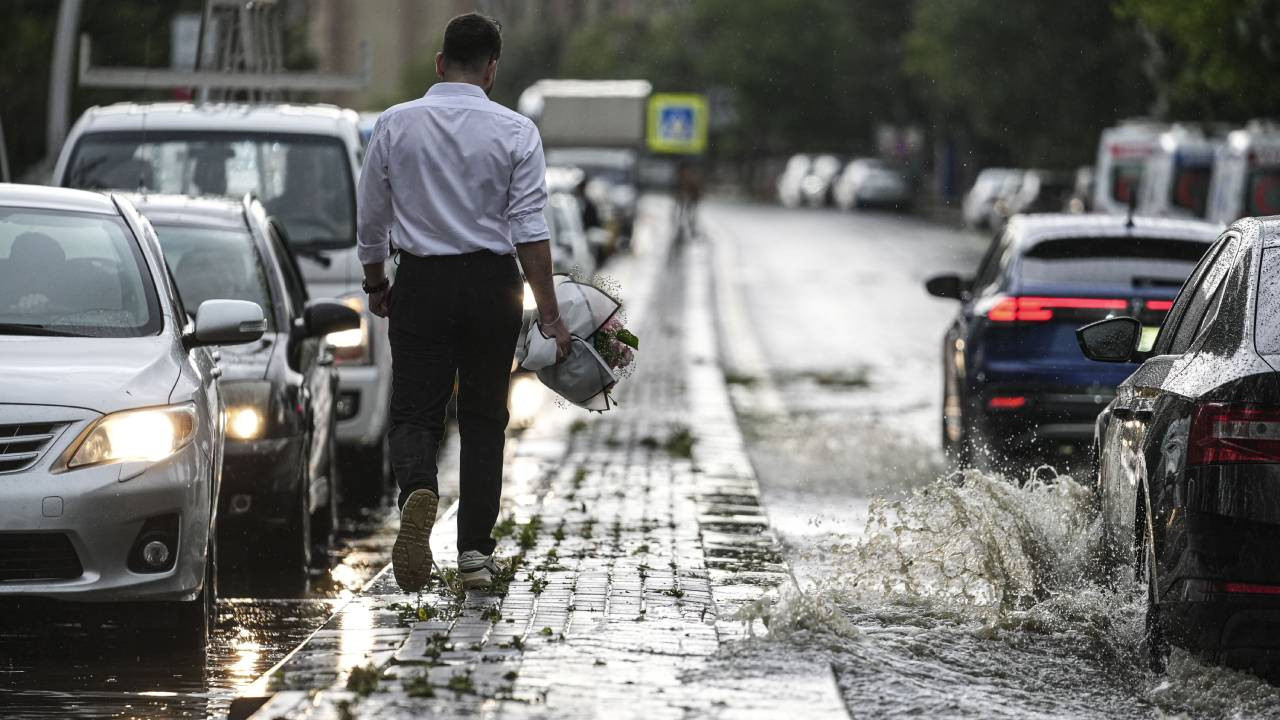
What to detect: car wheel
<box><xmin>173</xmin><ymin>537</ymin><xmax>216</xmax><ymax>651</ymax></box>
<box><xmin>340</xmin><ymin>435</ymin><xmax>391</xmax><ymax>508</ymax></box>
<box><xmin>942</xmin><ymin>356</ymin><xmax>972</xmax><ymax>466</ymax></box>
<box><xmin>310</xmin><ymin>431</ymin><xmax>340</xmax><ymax>569</ymax></box>
<box><xmin>1136</xmin><ymin>490</ymin><xmax>1170</xmax><ymax>673</ymax></box>
<box><xmin>270</xmin><ymin>461</ymin><xmax>312</xmax><ymax>594</ymax></box>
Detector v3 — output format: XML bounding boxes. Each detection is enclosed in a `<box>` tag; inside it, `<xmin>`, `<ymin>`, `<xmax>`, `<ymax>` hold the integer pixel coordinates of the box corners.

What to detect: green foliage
<box><xmin>906</xmin><ymin>0</ymin><xmax>1150</xmax><ymax>166</ymax></box>
<box><xmin>404</xmin><ymin>672</ymin><xmax>435</xmax><ymax>698</ymax></box>
<box><xmin>615</xmin><ymin>328</ymin><xmax>639</xmax><ymax>350</ymax></box>
<box><xmin>1118</xmin><ymin>0</ymin><xmax>1280</xmax><ymax>119</ymax></box>
<box><xmin>446</xmin><ymin>672</ymin><xmax>476</xmax><ymax>695</ymax></box>
<box><xmin>346</xmin><ymin>663</ymin><xmax>382</xmax><ymax>696</ymax></box>
<box><xmin>664</xmin><ymin>426</ymin><xmax>695</xmax><ymax>459</ymax></box>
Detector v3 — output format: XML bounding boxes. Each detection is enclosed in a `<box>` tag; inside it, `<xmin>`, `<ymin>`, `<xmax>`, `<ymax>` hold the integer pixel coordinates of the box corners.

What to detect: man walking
<box><xmin>356</xmin><ymin>12</ymin><xmax>571</xmax><ymax>592</ymax></box>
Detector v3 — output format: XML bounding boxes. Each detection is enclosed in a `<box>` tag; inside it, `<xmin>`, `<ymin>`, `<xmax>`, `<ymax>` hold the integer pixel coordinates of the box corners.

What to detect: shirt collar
<box><xmin>426</xmin><ymin>82</ymin><xmax>488</xmax><ymax>99</ymax></box>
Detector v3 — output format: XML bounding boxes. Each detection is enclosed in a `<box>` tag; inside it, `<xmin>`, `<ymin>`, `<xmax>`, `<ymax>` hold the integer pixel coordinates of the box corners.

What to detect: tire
<box><xmin>1136</xmin><ymin>490</ymin><xmax>1170</xmax><ymax>673</ymax></box>
<box><xmin>941</xmin><ymin>355</ymin><xmax>972</xmax><ymax>466</ymax></box>
<box><xmin>310</xmin><ymin>430</ymin><xmax>340</xmax><ymax>569</ymax></box>
<box><xmin>268</xmin><ymin>460</ymin><xmax>312</xmax><ymax>595</ymax></box>
<box><xmin>340</xmin><ymin>435</ymin><xmax>391</xmax><ymax>509</ymax></box>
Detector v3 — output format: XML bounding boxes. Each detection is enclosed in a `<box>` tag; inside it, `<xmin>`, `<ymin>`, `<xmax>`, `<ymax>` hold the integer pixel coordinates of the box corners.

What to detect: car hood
<box><xmin>0</xmin><ymin>335</ymin><xmax>181</xmax><ymax>414</ymax></box>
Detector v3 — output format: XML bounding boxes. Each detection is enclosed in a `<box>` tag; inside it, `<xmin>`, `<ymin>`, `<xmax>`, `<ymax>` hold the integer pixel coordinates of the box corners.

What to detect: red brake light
<box><xmin>988</xmin><ymin>396</ymin><xmax>1027</xmax><ymax>410</ymax></box>
<box><xmin>1188</xmin><ymin>403</ymin><xmax>1280</xmax><ymax>466</ymax></box>
<box><xmin>987</xmin><ymin>296</ymin><xmax>1127</xmax><ymax>323</ymax></box>
<box><xmin>1220</xmin><ymin>582</ymin><xmax>1280</xmax><ymax>596</ymax></box>
<box><xmin>1146</xmin><ymin>300</ymin><xmax>1174</xmax><ymax>311</ymax></box>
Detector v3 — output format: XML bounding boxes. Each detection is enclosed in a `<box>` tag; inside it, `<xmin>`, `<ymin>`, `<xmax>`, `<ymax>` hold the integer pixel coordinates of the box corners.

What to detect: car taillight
<box><xmin>1187</xmin><ymin>402</ymin><xmax>1280</xmax><ymax>466</ymax></box>
<box><xmin>987</xmin><ymin>296</ymin><xmax>1127</xmax><ymax>322</ymax></box>
<box><xmin>1146</xmin><ymin>299</ymin><xmax>1174</xmax><ymax>311</ymax></box>
<box><xmin>988</xmin><ymin>395</ymin><xmax>1027</xmax><ymax>410</ymax></box>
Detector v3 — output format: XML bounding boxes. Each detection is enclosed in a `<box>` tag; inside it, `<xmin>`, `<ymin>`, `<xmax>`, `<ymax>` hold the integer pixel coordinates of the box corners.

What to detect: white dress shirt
<box><xmin>356</xmin><ymin>82</ymin><xmax>550</xmax><ymax>264</ymax></box>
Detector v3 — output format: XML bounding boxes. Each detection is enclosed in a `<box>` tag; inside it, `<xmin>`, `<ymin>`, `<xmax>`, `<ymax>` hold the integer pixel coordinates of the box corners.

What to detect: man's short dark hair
<box><xmin>442</xmin><ymin>12</ymin><xmax>502</xmax><ymax>72</ymax></box>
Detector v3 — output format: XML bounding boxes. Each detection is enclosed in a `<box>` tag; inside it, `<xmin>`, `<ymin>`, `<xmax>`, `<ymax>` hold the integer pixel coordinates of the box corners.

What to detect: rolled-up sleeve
<box><xmin>507</xmin><ymin>122</ymin><xmax>550</xmax><ymax>245</ymax></box>
<box><xmin>356</xmin><ymin>118</ymin><xmax>393</xmax><ymax>264</ymax></box>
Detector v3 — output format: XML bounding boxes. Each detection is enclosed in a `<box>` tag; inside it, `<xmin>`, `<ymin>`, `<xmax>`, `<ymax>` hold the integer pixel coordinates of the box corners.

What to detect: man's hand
<box><xmin>369</xmin><ymin>285</ymin><xmax>392</xmax><ymax>318</ymax></box>
<box><xmin>543</xmin><ymin>316</ymin><xmax>572</xmax><ymax>362</ymax></box>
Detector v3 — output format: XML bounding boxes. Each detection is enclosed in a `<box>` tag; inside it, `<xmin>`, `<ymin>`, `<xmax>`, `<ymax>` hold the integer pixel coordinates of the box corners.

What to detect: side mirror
<box><xmin>299</xmin><ymin>299</ymin><xmax>361</xmax><ymax>339</ymax></box>
<box><xmin>187</xmin><ymin>299</ymin><xmax>266</xmax><ymax>348</ymax></box>
<box><xmin>1076</xmin><ymin>317</ymin><xmax>1142</xmax><ymax>363</ymax></box>
<box><xmin>925</xmin><ymin>274</ymin><xmax>969</xmax><ymax>300</ymax></box>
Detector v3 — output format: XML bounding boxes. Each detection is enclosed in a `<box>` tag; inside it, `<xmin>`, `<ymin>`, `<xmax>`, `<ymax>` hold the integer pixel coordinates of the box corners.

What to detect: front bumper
<box><xmin>220</xmin><ymin>436</ymin><xmax>304</xmax><ymax>529</ymax></box>
<box><xmin>0</xmin><ymin>442</ymin><xmax>210</xmax><ymax>603</ymax></box>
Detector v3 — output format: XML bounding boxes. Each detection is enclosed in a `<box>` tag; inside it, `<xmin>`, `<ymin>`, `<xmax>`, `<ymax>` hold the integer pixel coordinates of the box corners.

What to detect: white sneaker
<box><xmin>458</xmin><ymin>550</ymin><xmax>499</xmax><ymax>590</ymax></box>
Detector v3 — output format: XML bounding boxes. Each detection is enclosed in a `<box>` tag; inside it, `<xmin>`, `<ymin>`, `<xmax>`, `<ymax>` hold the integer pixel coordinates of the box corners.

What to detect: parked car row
<box><xmin>777</xmin><ymin>153</ymin><xmax>912</xmax><ymax>211</ymax></box>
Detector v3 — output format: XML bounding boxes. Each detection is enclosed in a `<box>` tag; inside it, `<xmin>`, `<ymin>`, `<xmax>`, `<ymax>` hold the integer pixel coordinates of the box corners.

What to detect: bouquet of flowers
<box><xmin>515</xmin><ymin>275</ymin><xmax>638</xmax><ymax>412</ymax></box>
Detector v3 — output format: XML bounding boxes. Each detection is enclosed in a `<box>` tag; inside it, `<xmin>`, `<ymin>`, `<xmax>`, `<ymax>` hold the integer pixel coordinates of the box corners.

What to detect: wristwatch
<box><xmin>362</xmin><ymin>277</ymin><xmax>389</xmax><ymax>294</ymax></box>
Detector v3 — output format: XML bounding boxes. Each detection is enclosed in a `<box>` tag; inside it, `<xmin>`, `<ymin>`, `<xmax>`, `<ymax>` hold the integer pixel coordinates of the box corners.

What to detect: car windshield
<box><xmin>152</xmin><ymin>223</ymin><xmax>275</xmax><ymax>330</ymax></box>
<box><xmin>64</xmin><ymin>131</ymin><xmax>355</xmax><ymax>250</ymax></box>
<box><xmin>0</xmin><ymin>207</ymin><xmax>160</xmax><ymax>337</ymax></box>
<box><xmin>1244</xmin><ymin>166</ymin><xmax>1280</xmax><ymax>216</ymax></box>
<box><xmin>1019</xmin><ymin>236</ymin><xmax>1208</xmax><ymax>289</ymax></box>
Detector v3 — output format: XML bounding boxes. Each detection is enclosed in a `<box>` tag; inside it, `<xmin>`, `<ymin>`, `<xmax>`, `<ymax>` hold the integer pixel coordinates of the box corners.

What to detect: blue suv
<box><xmin>926</xmin><ymin>214</ymin><xmax>1220</xmax><ymax>465</ymax></box>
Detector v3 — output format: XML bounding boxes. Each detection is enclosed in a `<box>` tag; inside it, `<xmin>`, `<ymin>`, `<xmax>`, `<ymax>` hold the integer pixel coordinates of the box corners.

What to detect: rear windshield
<box><xmin>64</xmin><ymin>131</ymin><xmax>355</xmax><ymax>251</ymax></box>
<box><xmin>0</xmin><ymin>207</ymin><xmax>160</xmax><ymax>337</ymax></box>
<box><xmin>1171</xmin><ymin>164</ymin><xmax>1212</xmax><ymax>216</ymax></box>
<box><xmin>1018</xmin><ymin>236</ymin><xmax>1208</xmax><ymax>289</ymax></box>
<box><xmin>1245</xmin><ymin>167</ymin><xmax>1280</xmax><ymax>216</ymax></box>
<box><xmin>1110</xmin><ymin>159</ymin><xmax>1145</xmax><ymax>204</ymax></box>
<box><xmin>152</xmin><ymin>224</ymin><xmax>276</xmax><ymax>330</ymax></box>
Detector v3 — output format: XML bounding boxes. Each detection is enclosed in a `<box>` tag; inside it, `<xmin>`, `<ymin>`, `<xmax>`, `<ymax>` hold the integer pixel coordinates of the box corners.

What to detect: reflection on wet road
<box><xmin>0</xmin><ymin>505</ymin><xmax>392</xmax><ymax>719</ymax></box>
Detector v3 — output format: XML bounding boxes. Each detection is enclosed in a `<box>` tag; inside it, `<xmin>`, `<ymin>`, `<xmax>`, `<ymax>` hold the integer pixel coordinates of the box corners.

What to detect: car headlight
<box><xmin>63</xmin><ymin>403</ymin><xmax>198</xmax><ymax>470</ymax></box>
<box><xmin>222</xmin><ymin>380</ymin><xmax>273</xmax><ymax>441</ymax></box>
<box><xmin>327</xmin><ymin>295</ymin><xmax>371</xmax><ymax>364</ymax></box>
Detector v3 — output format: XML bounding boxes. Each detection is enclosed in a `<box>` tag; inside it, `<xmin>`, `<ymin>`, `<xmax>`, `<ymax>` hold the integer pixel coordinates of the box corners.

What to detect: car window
<box><xmin>1164</xmin><ymin>235</ymin><xmax>1238</xmax><ymax>354</ymax></box>
<box><xmin>1153</xmin><ymin>237</ymin><xmax>1225</xmax><ymax>355</ymax></box>
<box><xmin>1244</xmin><ymin>165</ymin><xmax>1280</xmax><ymax>216</ymax></box>
<box><xmin>1017</xmin><ymin>236</ymin><xmax>1206</xmax><ymax>289</ymax></box>
<box><xmin>1255</xmin><ymin>247</ymin><xmax>1280</xmax><ymax>355</ymax></box>
<box><xmin>152</xmin><ymin>223</ymin><xmax>276</xmax><ymax>330</ymax></box>
<box><xmin>0</xmin><ymin>207</ymin><xmax>161</xmax><ymax>337</ymax></box>
<box><xmin>1170</xmin><ymin>162</ymin><xmax>1212</xmax><ymax>217</ymax></box>
<box><xmin>269</xmin><ymin>221</ymin><xmax>309</xmax><ymax>316</ymax></box>
<box><xmin>971</xmin><ymin>232</ymin><xmax>1009</xmax><ymax>294</ymax></box>
<box><xmin>64</xmin><ymin>131</ymin><xmax>355</xmax><ymax>251</ymax></box>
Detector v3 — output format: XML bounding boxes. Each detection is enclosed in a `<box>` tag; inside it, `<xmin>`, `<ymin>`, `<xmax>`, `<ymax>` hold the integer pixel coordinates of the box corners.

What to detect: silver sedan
<box><xmin>0</xmin><ymin>184</ymin><xmax>264</xmax><ymax>649</ymax></box>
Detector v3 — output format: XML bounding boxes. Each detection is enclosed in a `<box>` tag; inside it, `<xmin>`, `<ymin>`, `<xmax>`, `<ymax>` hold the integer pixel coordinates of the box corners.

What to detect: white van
<box><xmin>1206</xmin><ymin>120</ymin><xmax>1280</xmax><ymax>226</ymax></box>
<box><xmin>53</xmin><ymin>103</ymin><xmax>392</xmax><ymax>501</ymax></box>
<box><xmin>1136</xmin><ymin>125</ymin><xmax>1221</xmax><ymax>220</ymax></box>
<box><xmin>1092</xmin><ymin>119</ymin><xmax>1167</xmax><ymax>215</ymax></box>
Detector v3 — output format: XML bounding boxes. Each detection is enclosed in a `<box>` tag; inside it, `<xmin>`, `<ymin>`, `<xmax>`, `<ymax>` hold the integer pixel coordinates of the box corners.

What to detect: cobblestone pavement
<box><xmin>232</xmin><ymin>209</ymin><xmax>848</xmax><ymax>719</ymax></box>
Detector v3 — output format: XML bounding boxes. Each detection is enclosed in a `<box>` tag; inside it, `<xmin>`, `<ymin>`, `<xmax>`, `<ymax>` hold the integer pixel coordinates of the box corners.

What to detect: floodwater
<box><xmin>703</xmin><ymin>199</ymin><xmax>1280</xmax><ymax>718</ymax></box>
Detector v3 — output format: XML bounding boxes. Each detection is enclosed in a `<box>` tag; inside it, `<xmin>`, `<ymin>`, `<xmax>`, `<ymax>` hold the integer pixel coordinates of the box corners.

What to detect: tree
<box><xmin>1119</xmin><ymin>0</ymin><xmax>1280</xmax><ymax>120</ymax></box>
<box><xmin>906</xmin><ymin>0</ymin><xmax>1151</xmax><ymax>167</ymax></box>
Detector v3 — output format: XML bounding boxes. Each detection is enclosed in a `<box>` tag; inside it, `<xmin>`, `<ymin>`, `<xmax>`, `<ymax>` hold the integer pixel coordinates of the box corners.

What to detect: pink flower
<box><xmin>603</xmin><ymin>316</ymin><xmax>623</xmax><ymax>333</ymax></box>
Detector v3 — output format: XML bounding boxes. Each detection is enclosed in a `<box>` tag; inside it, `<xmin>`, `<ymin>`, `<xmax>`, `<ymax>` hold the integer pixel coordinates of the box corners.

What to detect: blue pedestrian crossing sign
<box><xmin>647</xmin><ymin>94</ymin><xmax>708</xmax><ymax>155</ymax></box>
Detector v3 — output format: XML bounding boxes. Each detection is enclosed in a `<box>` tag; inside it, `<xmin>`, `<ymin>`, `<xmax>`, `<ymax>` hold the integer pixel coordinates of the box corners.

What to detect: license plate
<box><xmin>1138</xmin><ymin>326</ymin><xmax>1160</xmax><ymax>352</ymax></box>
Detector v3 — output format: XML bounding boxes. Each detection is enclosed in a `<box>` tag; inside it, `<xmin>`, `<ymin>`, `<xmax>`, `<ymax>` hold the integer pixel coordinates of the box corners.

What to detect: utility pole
<box><xmin>46</xmin><ymin>0</ymin><xmax>82</xmax><ymax>160</ymax></box>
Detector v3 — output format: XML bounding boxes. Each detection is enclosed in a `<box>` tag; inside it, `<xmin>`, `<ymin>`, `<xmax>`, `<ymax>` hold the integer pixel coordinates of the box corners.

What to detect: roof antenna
<box><xmin>1125</xmin><ymin>185</ymin><xmax>1138</xmax><ymax>229</ymax></box>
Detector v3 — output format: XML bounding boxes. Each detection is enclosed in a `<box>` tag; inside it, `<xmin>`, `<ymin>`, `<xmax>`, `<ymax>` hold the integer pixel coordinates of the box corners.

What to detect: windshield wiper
<box><xmin>0</xmin><ymin>323</ymin><xmax>86</xmax><ymax>337</ymax></box>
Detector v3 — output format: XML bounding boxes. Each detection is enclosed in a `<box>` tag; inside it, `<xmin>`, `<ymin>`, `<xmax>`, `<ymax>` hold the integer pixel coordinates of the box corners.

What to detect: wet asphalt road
<box><xmin>703</xmin><ymin>198</ymin><xmax>1280</xmax><ymax>718</ymax></box>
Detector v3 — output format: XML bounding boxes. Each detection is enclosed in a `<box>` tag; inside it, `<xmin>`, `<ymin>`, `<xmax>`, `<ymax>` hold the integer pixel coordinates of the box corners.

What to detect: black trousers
<box><xmin>387</xmin><ymin>250</ymin><xmax>523</xmax><ymax>555</ymax></box>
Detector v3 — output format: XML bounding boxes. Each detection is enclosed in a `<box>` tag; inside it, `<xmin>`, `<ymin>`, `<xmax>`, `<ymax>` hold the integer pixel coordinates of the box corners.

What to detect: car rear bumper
<box><xmin>974</xmin><ymin>383</ymin><xmax>1114</xmax><ymax>449</ymax></box>
<box><xmin>0</xmin><ymin>443</ymin><xmax>209</xmax><ymax>603</ymax></box>
<box><xmin>1159</xmin><ymin>512</ymin><xmax>1280</xmax><ymax>657</ymax></box>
